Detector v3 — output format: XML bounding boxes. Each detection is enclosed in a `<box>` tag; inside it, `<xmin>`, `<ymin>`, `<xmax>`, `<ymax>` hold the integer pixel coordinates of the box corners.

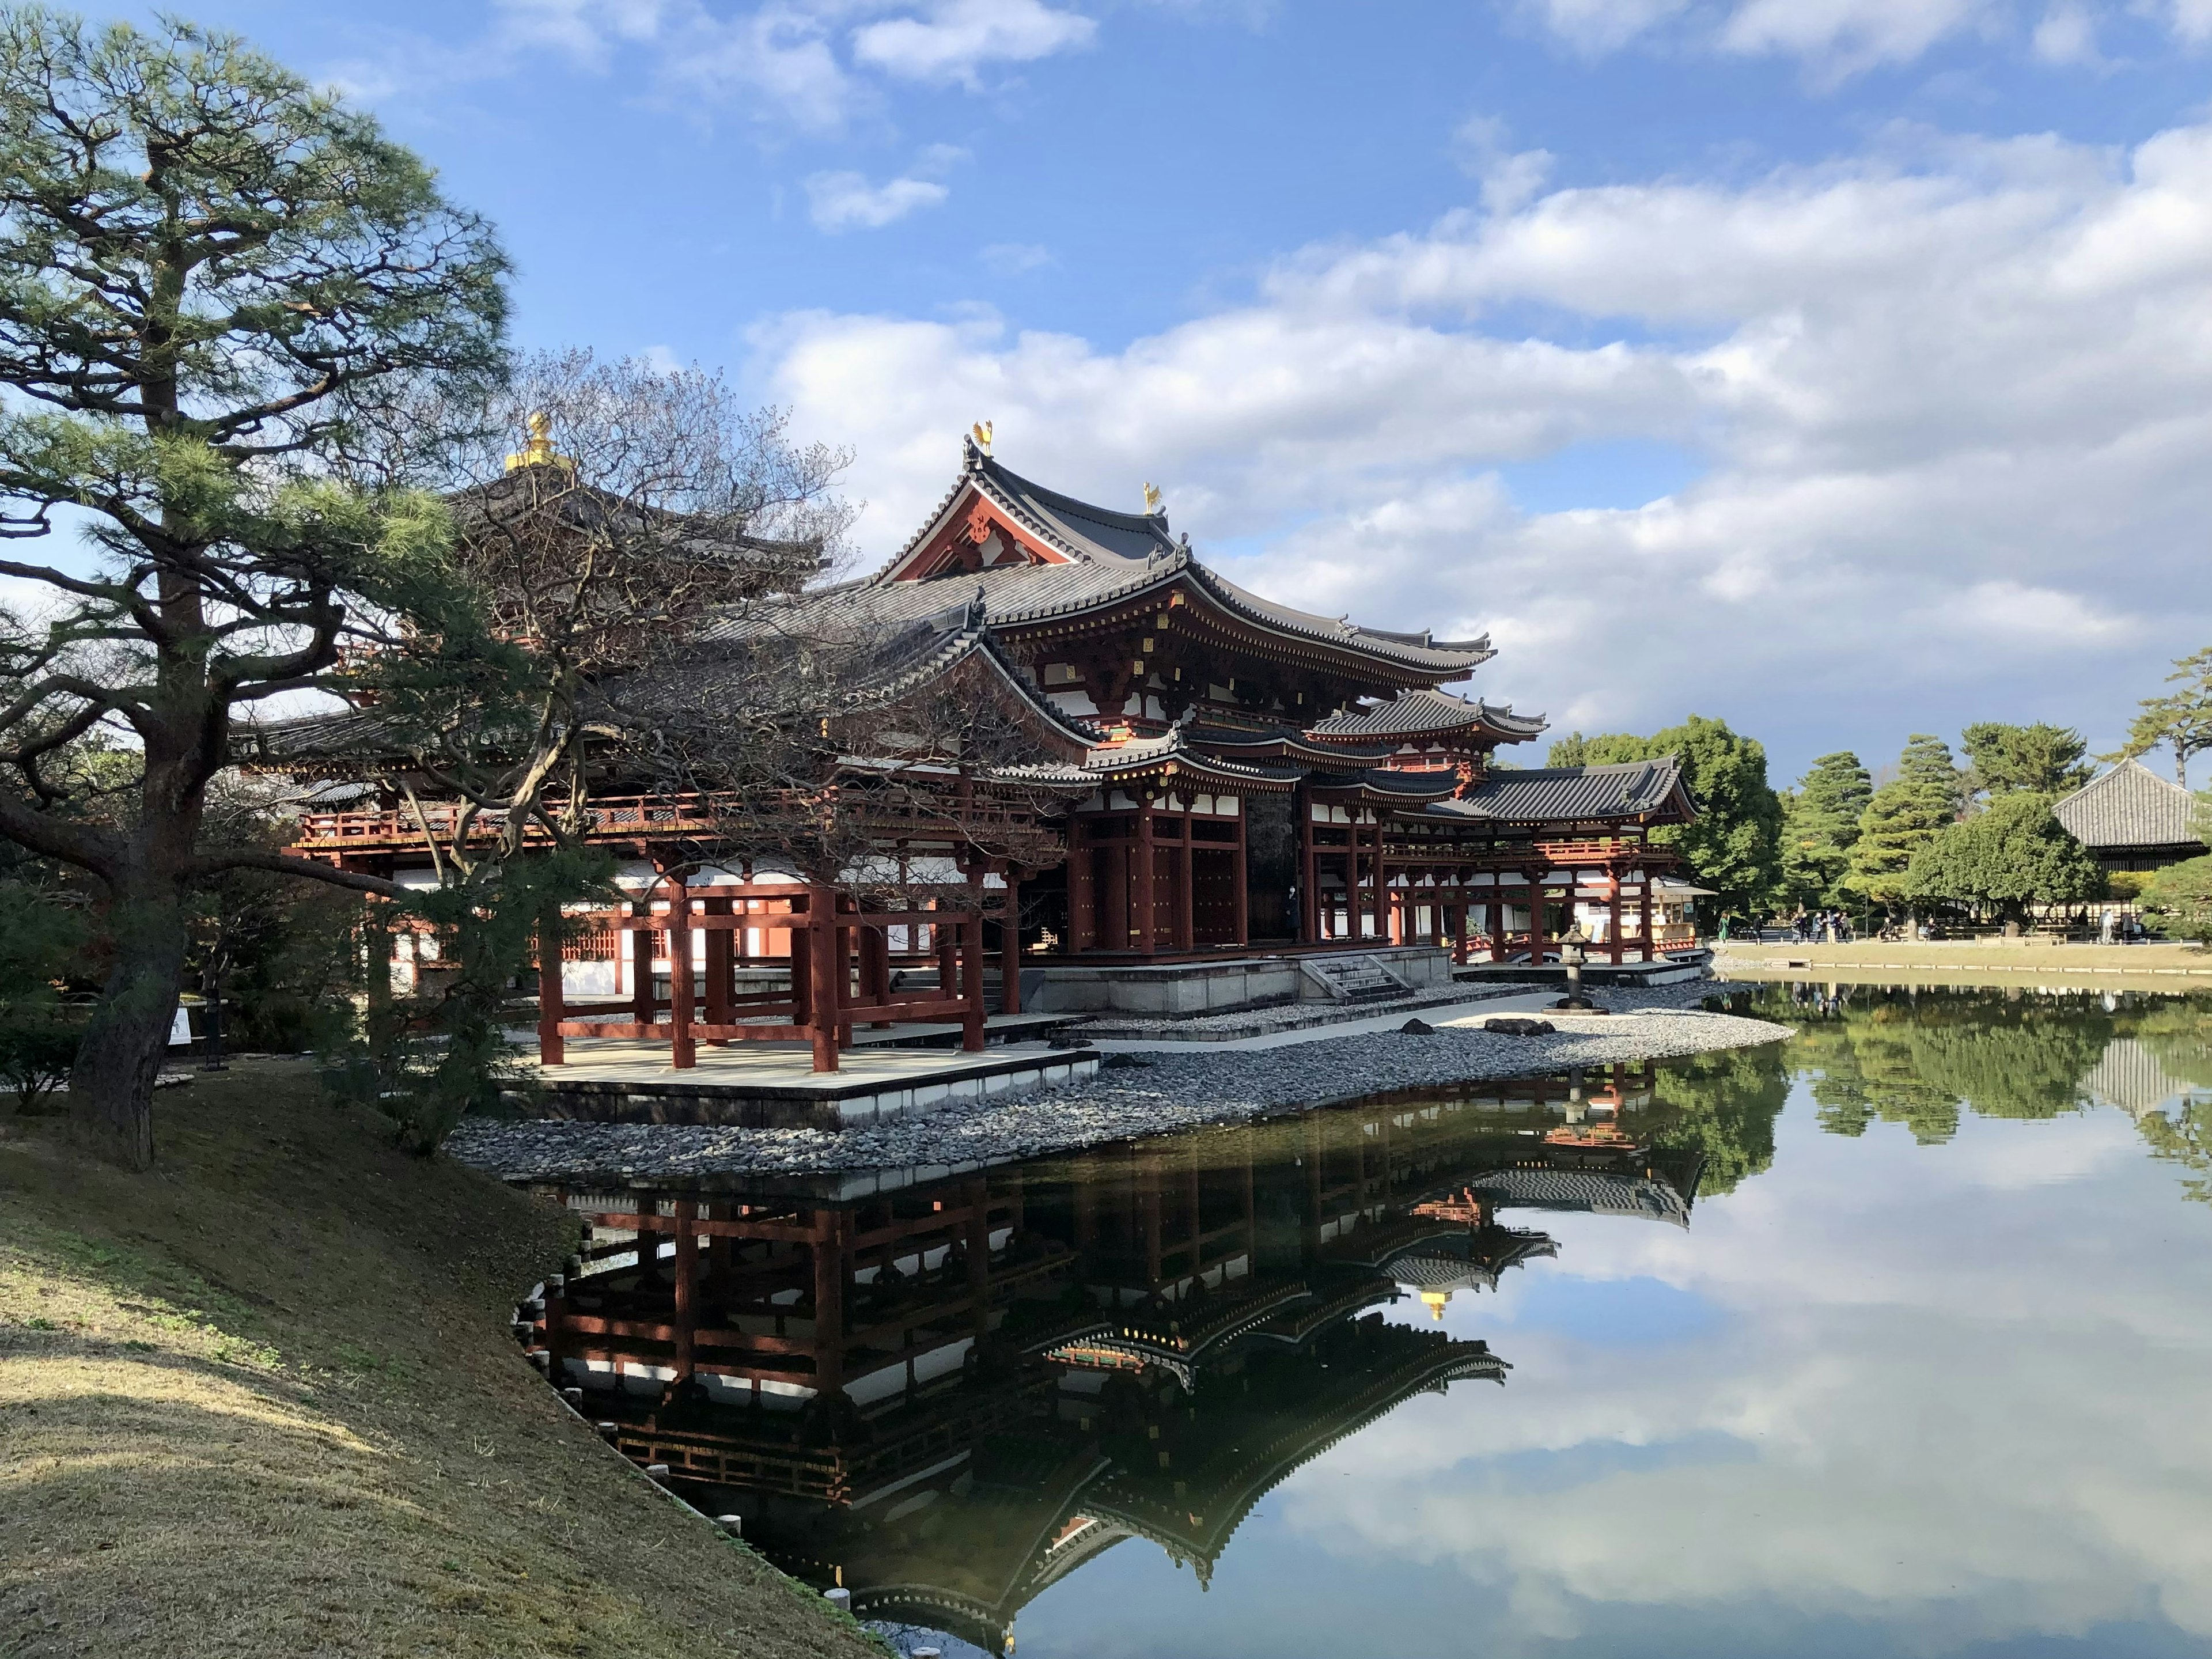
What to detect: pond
<box><xmin>535</xmin><ymin>984</ymin><xmax>2212</xmax><ymax>1658</ymax></box>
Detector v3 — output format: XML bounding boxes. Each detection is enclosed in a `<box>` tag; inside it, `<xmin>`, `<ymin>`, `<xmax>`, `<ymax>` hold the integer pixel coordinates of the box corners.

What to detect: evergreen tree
<box><xmin>1846</xmin><ymin>735</ymin><xmax>1960</xmax><ymax>912</ymax></box>
<box><xmin>2141</xmin><ymin>854</ymin><xmax>2212</xmax><ymax>942</ymax></box>
<box><xmin>1906</xmin><ymin>792</ymin><xmax>2102</xmax><ymax>923</ymax></box>
<box><xmin>1960</xmin><ymin>722</ymin><xmax>2093</xmax><ymax>798</ymax></box>
<box><xmin>1546</xmin><ymin>731</ymin><xmax>1588</xmax><ymax>767</ymax></box>
<box><xmin>2114</xmin><ymin>646</ymin><xmax>2212</xmax><ymax>787</ymax></box>
<box><xmin>1779</xmin><ymin>751</ymin><xmax>1870</xmax><ymax>909</ymax></box>
<box><xmin>0</xmin><ymin>12</ymin><xmax>507</xmax><ymax>1166</ymax></box>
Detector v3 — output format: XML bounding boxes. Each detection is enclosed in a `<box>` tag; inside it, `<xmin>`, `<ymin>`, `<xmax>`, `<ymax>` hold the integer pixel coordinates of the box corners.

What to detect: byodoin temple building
<box><xmin>275</xmin><ymin>431</ymin><xmax>1701</xmax><ymax>1085</ymax></box>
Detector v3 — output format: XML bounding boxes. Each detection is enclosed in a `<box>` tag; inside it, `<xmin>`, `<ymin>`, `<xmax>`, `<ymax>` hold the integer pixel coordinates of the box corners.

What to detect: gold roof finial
<box><xmin>1142</xmin><ymin>482</ymin><xmax>1163</xmax><ymax>516</ymax></box>
<box><xmin>969</xmin><ymin>419</ymin><xmax>993</xmax><ymax>454</ymax></box>
<box><xmin>505</xmin><ymin>410</ymin><xmax>566</xmax><ymax>472</ymax></box>
<box><xmin>1421</xmin><ymin>1289</ymin><xmax>1452</xmax><ymax>1321</ymax></box>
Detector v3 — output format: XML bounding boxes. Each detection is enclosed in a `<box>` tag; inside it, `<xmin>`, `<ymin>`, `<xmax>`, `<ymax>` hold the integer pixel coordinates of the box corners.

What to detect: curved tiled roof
<box><xmin>1309</xmin><ymin>688</ymin><xmax>1546</xmax><ymax>743</ymax></box>
<box><xmin>852</xmin><ymin>442</ymin><xmax>1495</xmax><ymax>679</ymax></box>
<box><xmin>1309</xmin><ymin>767</ymin><xmax>1463</xmax><ymax>801</ymax></box>
<box><xmin>1433</xmin><ymin>756</ymin><xmax>1694</xmax><ymax>825</ymax></box>
<box><xmin>1188</xmin><ymin>723</ymin><xmax>1396</xmax><ymax>767</ymax></box>
<box><xmin>2052</xmin><ymin>759</ymin><xmax>2204</xmax><ymax>851</ymax></box>
<box><xmin>1084</xmin><ymin>726</ymin><xmax>1305</xmax><ymax>790</ymax></box>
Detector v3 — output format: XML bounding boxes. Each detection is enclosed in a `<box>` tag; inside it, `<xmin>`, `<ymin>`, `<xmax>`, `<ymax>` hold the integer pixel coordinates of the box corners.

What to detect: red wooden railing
<box><xmin>294</xmin><ymin>790</ymin><xmax>1052</xmax><ymax>851</ymax></box>
<box><xmin>536</xmin><ymin>876</ymin><xmax>996</xmax><ymax>1074</ymax></box>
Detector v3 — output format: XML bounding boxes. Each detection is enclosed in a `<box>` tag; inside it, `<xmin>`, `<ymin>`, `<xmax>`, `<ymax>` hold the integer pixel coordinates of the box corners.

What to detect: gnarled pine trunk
<box><xmin>69</xmin><ymin>881</ymin><xmax>188</xmax><ymax>1171</ymax></box>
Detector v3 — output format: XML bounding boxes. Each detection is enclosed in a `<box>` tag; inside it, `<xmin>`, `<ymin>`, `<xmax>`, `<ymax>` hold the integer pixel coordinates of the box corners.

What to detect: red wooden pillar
<box><xmin>928</xmin><ymin>895</ymin><xmax>952</xmax><ymax>1001</ymax></box>
<box><xmin>703</xmin><ymin>895</ymin><xmax>733</xmax><ymax>1036</ymax></box>
<box><xmin>536</xmin><ymin>906</ymin><xmax>566</xmax><ymax>1066</ymax></box>
<box><xmin>1231</xmin><ymin>805</ymin><xmax>1249</xmax><ymax>946</ymax></box>
<box><xmin>1134</xmin><ymin>801</ymin><xmax>1157</xmax><ymax>955</ymax></box>
<box><xmin>1100</xmin><ymin>834</ymin><xmax>1128</xmax><ymax>950</ymax></box>
<box><xmin>1609</xmin><ymin>869</ymin><xmax>1624</xmax><ymax>965</ymax></box>
<box><xmin>1001</xmin><ymin>872</ymin><xmax>1023</xmax><ymax>1015</ymax></box>
<box><xmin>863</xmin><ymin>914</ymin><xmax>894</xmax><ymax>1029</ymax></box>
<box><xmin>1069</xmin><ymin>819</ymin><xmax>1096</xmax><ymax>952</ymax></box>
<box><xmin>1175</xmin><ymin>812</ymin><xmax>1195</xmax><ymax>953</ymax></box>
<box><xmin>790</xmin><ymin>909</ymin><xmax>812</xmax><ymax>1026</ymax></box>
<box><xmin>834</xmin><ymin>895</ymin><xmax>854</xmax><ymax>1052</ymax></box>
<box><xmin>630</xmin><ymin>895</ymin><xmax>654</xmax><ymax>1026</ymax></box>
<box><xmin>1297</xmin><ymin>791</ymin><xmax>1319</xmax><ymax>945</ymax></box>
<box><xmin>1527</xmin><ymin>872</ymin><xmax>1547</xmax><ymax>962</ymax></box>
<box><xmin>805</xmin><ymin>883</ymin><xmax>839</xmax><ymax>1073</ymax></box>
<box><xmin>1354</xmin><ymin>823</ymin><xmax>1371</xmax><ymax>942</ymax></box>
<box><xmin>963</xmin><ymin>868</ymin><xmax>987</xmax><ymax>1050</ymax></box>
<box><xmin>1638</xmin><ymin>867</ymin><xmax>1654</xmax><ymax>961</ymax></box>
<box><xmin>668</xmin><ymin>870</ymin><xmax>695</xmax><ymax>1069</ymax></box>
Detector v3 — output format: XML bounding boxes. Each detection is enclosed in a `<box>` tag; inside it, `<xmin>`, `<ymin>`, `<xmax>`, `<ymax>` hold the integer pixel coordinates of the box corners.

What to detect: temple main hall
<box><xmin>278</xmin><ymin>431</ymin><xmax>1699</xmax><ymax>1077</ymax></box>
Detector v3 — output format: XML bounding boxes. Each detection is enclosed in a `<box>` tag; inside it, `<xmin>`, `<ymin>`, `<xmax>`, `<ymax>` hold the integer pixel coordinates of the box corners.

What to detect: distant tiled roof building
<box><xmin>2052</xmin><ymin>759</ymin><xmax>2205</xmax><ymax>873</ymax></box>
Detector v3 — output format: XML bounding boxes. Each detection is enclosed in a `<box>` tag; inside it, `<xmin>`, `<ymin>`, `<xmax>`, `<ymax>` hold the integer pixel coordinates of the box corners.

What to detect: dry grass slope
<box><xmin>0</xmin><ymin>1059</ymin><xmax>876</xmax><ymax>1659</ymax></box>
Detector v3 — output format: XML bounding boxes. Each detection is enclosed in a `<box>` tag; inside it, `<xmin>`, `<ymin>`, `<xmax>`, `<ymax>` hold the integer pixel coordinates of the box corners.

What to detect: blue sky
<box><xmin>115</xmin><ymin>0</ymin><xmax>2212</xmax><ymax>782</ymax></box>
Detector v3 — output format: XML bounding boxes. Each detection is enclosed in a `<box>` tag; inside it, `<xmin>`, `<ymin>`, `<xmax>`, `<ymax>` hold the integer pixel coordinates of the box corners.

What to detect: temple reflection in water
<box><xmin>518</xmin><ymin>1066</ymin><xmax>1703</xmax><ymax>1655</ymax></box>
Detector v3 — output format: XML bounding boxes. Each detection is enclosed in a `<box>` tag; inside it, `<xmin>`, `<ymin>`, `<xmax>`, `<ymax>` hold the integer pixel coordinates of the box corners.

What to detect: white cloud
<box><xmin>981</xmin><ymin>241</ymin><xmax>1056</xmax><ymax>274</ymax></box>
<box><xmin>758</xmin><ymin>120</ymin><xmax>2212</xmax><ymax>763</ymax></box>
<box><xmin>1452</xmin><ymin>115</ymin><xmax>1556</xmax><ymax>216</ymax></box>
<box><xmin>804</xmin><ymin>169</ymin><xmax>952</xmax><ymax>229</ymax></box>
<box><xmin>851</xmin><ymin>0</ymin><xmax>1098</xmax><ymax>85</ymax></box>
<box><xmin>1512</xmin><ymin>0</ymin><xmax>1690</xmax><ymax>54</ymax></box>
<box><xmin>336</xmin><ymin>1</ymin><xmax>1097</xmax><ymax>134</ymax></box>
<box><xmin>2032</xmin><ymin>0</ymin><xmax>2103</xmax><ymax>61</ymax></box>
<box><xmin>1509</xmin><ymin>0</ymin><xmax>2210</xmax><ymax>78</ymax></box>
<box><xmin>1717</xmin><ymin>0</ymin><xmax>2000</xmax><ymax>74</ymax></box>
<box><xmin>2162</xmin><ymin>0</ymin><xmax>2212</xmax><ymax>41</ymax></box>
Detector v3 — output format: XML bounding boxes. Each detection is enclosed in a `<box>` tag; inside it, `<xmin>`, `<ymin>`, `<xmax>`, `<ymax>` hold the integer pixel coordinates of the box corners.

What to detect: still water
<box><xmin>539</xmin><ymin>985</ymin><xmax>2212</xmax><ymax>1658</ymax></box>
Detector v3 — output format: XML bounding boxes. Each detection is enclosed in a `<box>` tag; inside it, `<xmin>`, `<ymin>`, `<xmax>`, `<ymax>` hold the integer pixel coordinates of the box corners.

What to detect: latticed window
<box><xmin>562</xmin><ymin>925</ymin><xmax>622</xmax><ymax>962</ymax></box>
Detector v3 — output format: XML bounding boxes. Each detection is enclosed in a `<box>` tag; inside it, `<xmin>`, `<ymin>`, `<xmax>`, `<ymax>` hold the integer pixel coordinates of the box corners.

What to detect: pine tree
<box><xmin>2115</xmin><ymin>646</ymin><xmax>2212</xmax><ymax>788</ymax></box>
<box><xmin>1847</xmin><ymin>735</ymin><xmax>1960</xmax><ymax>912</ymax></box>
<box><xmin>0</xmin><ymin>13</ymin><xmax>507</xmax><ymax>1166</ymax></box>
<box><xmin>1960</xmin><ymin>722</ymin><xmax>2093</xmax><ymax>798</ymax></box>
<box><xmin>1780</xmin><ymin>751</ymin><xmax>1870</xmax><ymax>908</ymax></box>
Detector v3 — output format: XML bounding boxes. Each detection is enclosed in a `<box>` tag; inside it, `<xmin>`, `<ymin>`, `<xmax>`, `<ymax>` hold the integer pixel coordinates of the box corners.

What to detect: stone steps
<box><xmin>1300</xmin><ymin>954</ymin><xmax>1410</xmax><ymax>1002</ymax></box>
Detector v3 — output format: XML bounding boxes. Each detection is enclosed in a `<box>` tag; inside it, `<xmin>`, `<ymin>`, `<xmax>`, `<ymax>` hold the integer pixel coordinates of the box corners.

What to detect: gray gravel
<box><xmin>1078</xmin><ymin>980</ymin><xmax>1533</xmax><ymax>1040</ymax></box>
<box><xmin>446</xmin><ymin>983</ymin><xmax>1792</xmax><ymax>1183</ymax></box>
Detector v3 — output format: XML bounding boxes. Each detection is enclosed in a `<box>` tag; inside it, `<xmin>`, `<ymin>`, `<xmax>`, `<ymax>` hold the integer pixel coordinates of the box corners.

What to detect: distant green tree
<box><xmin>1906</xmin><ymin>792</ymin><xmax>2102</xmax><ymax>923</ymax></box>
<box><xmin>1546</xmin><ymin>732</ymin><xmax>1588</xmax><ymax>767</ymax></box>
<box><xmin>2140</xmin><ymin>854</ymin><xmax>2212</xmax><ymax>942</ymax></box>
<box><xmin>1960</xmin><ymin>722</ymin><xmax>2093</xmax><ymax>799</ymax></box>
<box><xmin>1779</xmin><ymin>751</ymin><xmax>1871</xmax><ymax>910</ymax></box>
<box><xmin>1571</xmin><ymin>718</ymin><xmax>1783</xmax><ymax>918</ymax></box>
<box><xmin>1846</xmin><ymin>735</ymin><xmax>1961</xmax><ymax>914</ymax></box>
<box><xmin>2112</xmin><ymin>646</ymin><xmax>2212</xmax><ymax>787</ymax></box>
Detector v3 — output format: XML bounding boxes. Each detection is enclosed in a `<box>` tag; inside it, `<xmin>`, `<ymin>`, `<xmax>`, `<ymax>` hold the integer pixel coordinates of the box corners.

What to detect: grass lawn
<box><xmin>0</xmin><ymin>1058</ymin><xmax>875</xmax><ymax>1659</ymax></box>
<box><xmin>1717</xmin><ymin>940</ymin><xmax>2212</xmax><ymax>973</ymax></box>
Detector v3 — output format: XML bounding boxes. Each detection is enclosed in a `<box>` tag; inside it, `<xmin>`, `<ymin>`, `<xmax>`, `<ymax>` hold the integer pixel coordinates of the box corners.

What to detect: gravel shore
<box><xmin>446</xmin><ymin>984</ymin><xmax>1793</xmax><ymax>1183</ymax></box>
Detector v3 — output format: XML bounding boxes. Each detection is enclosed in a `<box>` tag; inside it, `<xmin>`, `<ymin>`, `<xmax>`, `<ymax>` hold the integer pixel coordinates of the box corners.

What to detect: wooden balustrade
<box><xmin>293</xmin><ymin>790</ymin><xmax>1051</xmax><ymax>851</ymax></box>
<box><xmin>536</xmin><ymin>876</ymin><xmax>1000</xmax><ymax>1074</ymax></box>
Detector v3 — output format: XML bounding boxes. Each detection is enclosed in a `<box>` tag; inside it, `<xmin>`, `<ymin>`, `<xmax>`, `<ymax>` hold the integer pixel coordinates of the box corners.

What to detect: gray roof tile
<box><xmin>1431</xmin><ymin>757</ymin><xmax>1694</xmax><ymax>825</ymax></box>
<box><xmin>2053</xmin><ymin>759</ymin><xmax>2205</xmax><ymax>850</ymax></box>
<box><xmin>1309</xmin><ymin>687</ymin><xmax>1547</xmax><ymax>741</ymax></box>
